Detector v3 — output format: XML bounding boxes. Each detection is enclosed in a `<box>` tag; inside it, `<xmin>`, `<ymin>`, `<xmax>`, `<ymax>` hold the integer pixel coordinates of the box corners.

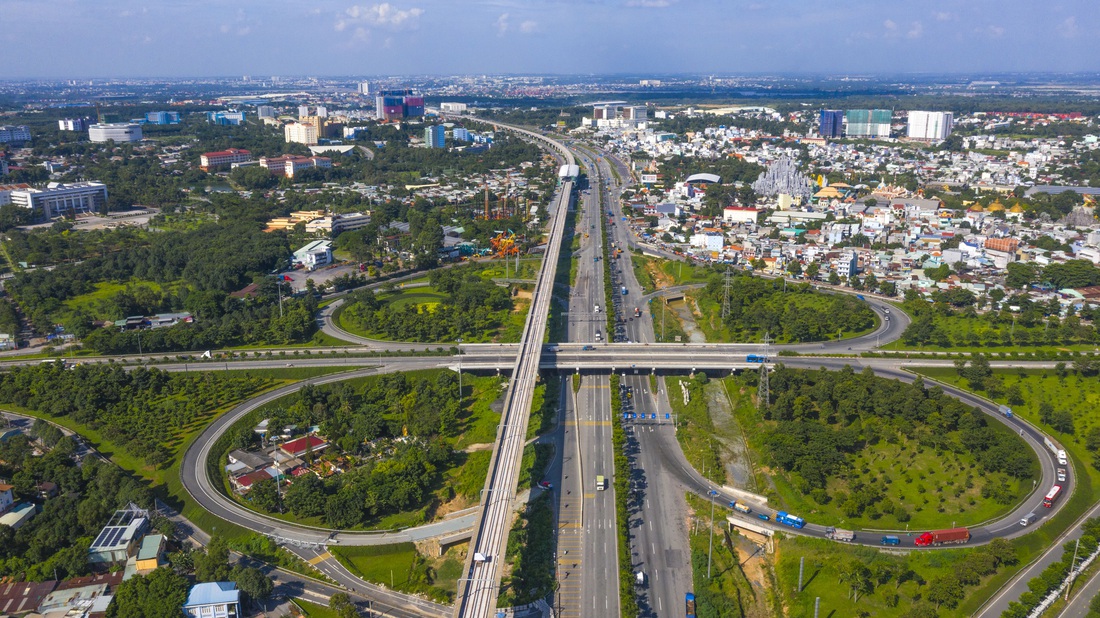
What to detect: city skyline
<box><xmin>2</xmin><ymin>0</ymin><xmax>1098</xmax><ymax>79</ymax></box>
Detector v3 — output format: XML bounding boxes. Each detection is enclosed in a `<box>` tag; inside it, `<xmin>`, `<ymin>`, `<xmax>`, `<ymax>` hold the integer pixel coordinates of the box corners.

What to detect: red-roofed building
<box><xmin>230</xmin><ymin>470</ymin><xmax>271</xmax><ymax>493</ymax></box>
<box><xmin>279</xmin><ymin>436</ymin><xmax>328</xmax><ymax>459</ymax></box>
<box><xmin>199</xmin><ymin>148</ymin><xmax>252</xmax><ymax>171</ymax></box>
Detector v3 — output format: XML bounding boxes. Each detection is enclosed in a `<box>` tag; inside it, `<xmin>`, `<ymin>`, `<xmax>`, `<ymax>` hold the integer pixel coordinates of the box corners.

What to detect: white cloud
<box><xmin>933</xmin><ymin>11</ymin><xmax>954</xmax><ymax>21</ymax></box>
<box><xmin>906</xmin><ymin>21</ymin><xmax>923</xmax><ymax>39</ymax></box>
<box><xmin>1058</xmin><ymin>16</ymin><xmax>1079</xmax><ymax>38</ymax></box>
<box><xmin>883</xmin><ymin>19</ymin><xmax>897</xmax><ymax>32</ymax></box>
<box><xmin>495</xmin><ymin>12</ymin><xmax>510</xmax><ymax>35</ymax></box>
<box><xmin>626</xmin><ymin>0</ymin><xmax>672</xmax><ymax>7</ymax></box>
<box><xmin>987</xmin><ymin>24</ymin><xmax>1005</xmax><ymax>37</ymax></box>
<box><xmin>519</xmin><ymin>20</ymin><xmax>539</xmax><ymax>34</ymax></box>
<box><xmin>340</xmin><ymin>3</ymin><xmax>423</xmax><ymax>32</ymax></box>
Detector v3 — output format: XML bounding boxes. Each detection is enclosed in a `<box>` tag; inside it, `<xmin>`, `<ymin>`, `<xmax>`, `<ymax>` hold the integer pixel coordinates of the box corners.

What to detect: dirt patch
<box><xmin>433</xmin><ymin>493</ymin><xmax>477</xmax><ymax>518</ymax></box>
<box><xmin>463</xmin><ymin>443</ymin><xmax>494</xmax><ymax>453</ymax></box>
<box><xmin>648</xmin><ymin>261</ymin><xmax>674</xmax><ymax>289</ymax></box>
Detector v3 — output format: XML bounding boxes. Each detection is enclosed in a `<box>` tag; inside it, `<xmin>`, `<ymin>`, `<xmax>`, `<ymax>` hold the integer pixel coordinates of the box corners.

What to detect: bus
<box><xmin>1043</xmin><ymin>485</ymin><xmax>1063</xmax><ymax>508</ymax></box>
<box><xmin>596</xmin><ymin>475</ymin><xmax>607</xmax><ymax>491</ymax></box>
<box><xmin>746</xmin><ymin>354</ymin><xmax>766</xmax><ymax>363</ymax></box>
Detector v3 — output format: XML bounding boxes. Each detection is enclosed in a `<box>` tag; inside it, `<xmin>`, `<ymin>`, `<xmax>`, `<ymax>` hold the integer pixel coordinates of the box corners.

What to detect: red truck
<box><xmin>914</xmin><ymin>528</ymin><xmax>970</xmax><ymax>547</ymax></box>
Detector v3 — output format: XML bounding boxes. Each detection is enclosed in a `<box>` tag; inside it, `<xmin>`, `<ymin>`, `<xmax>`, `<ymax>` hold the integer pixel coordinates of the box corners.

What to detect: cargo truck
<box><xmin>825</xmin><ymin>527</ymin><xmax>855</xmax><ymax>542</ymax></box>
<box><xmin>914</xmin><ymin>528</ymin><xmax>970</xmax><ymax>546</ymax></box>
<box><xmin>775</xmin><ymin>511</ymin><xmax>805</xmax><ymax>529</ymax></box>
<box><xmin>685</xmin><ymin>593</ymin><xmax>696</xmax><ymax>618</ymax></box>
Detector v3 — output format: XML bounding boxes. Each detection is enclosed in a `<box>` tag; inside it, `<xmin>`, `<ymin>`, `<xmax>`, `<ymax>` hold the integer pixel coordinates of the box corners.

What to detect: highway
<box><xmin>454</xmin><ymin>118</ymin><xmax>576</xmax><ymax>618</ymax></box>
<box><xmin>569</xmin><ymin>146</ymin><xmax>622</xmax><ymax>618</ymax></box>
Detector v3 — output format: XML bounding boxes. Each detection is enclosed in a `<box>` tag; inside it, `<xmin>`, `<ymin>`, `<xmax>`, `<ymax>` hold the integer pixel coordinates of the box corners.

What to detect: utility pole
<box><xmin>799</xmin><ymin>556</ymin><xmax>805</xmax><ymax>592</ymax></box>
<box><xmin>707</xmin><ymin>490</ymin><xmax>717</xmax><ymax>578</ymax></box>
<box><xmin>721</xmin><ymin>265</ymin><xmax>732</xmax><ymax>321</ymax></box>
<box><xmin>814</xmin><ymin>597</ymin><xmax>820</xmax><ymax>618</ymax></box>
<box><xmin>277</xmin><ymin>280</ymin><xmax>284</xmax><ymax>318</ymax></box>
<box><xmin>758</xmin><ymin>331</ymin><xmax>771</xmax><ymax>411</ymax></box>
<box><xmin>1066</xmin><ymin>538</ymin><xmax>1082</xmax><ymax>600</ymax></box>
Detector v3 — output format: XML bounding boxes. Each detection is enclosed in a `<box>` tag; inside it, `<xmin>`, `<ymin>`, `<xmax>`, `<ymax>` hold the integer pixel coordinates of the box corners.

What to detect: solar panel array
<box><xmin>90</xmin><ymin>526</ymin><xmax>128</xmax><ymax>550</ymax></box>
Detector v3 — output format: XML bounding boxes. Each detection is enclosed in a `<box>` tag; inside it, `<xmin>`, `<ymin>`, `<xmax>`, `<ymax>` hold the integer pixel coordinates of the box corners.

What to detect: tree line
<box><xmin>701</xmin><ymin>274</ymin><xmax>876</xmax><ymax>342</ymax></box>
<box><xmin>0</xmin><ymin>363</ymin><xmax>273</xmax><ymax>467</ymax></box>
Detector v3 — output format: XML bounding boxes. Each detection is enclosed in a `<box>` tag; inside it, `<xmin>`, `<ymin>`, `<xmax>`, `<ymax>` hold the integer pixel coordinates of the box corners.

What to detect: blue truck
<box><xmin>775</xmin><ymin>511</ymin><xmax>805</xmax><ymax>529</ymax></box>
<box><xmin>685</xmin><ymin>593</ymin><xmax>696</xmax><ymax>618</ymax></box>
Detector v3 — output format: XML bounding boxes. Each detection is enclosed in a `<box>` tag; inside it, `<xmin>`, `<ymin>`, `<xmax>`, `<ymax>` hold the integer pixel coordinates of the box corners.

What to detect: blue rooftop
<box><xmin>185</xmin><ymin>582</ymin><xmax>239</xmax><ymax>607</ymax></box>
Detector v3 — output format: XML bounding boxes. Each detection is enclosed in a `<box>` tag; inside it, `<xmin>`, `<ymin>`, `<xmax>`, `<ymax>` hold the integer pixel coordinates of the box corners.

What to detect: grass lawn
<box><xmin>336</xmin><ymin>285</ymin><xmax>525</xmax><ymax>344</ymax></box>
<box><xmin>292</xmin><ymin>599</ymin><xmax>343</xmax><ymax>618</ymax></box>
<box><xmin>905</xmin><ymin>366</ymin><xmax>1100</xmax><ymax>615</ymax></box>
<box><xmin>630</xmin><ymin>254</ymin><xmax>712</xmax><ymax>292</ymax></box>
<box><xmin>882</xmin><ymin>310</ymin><xmax>1100</xmax><ymax>352</ymax></box>
<box><xmin>331</xmin><ymin>543</ymin><xmax>451</xmax><ymax>602</ymax></box>
<box><xmin>776</xmin><ymin>534</ymin><xmax>1015</xmax><ymax>618</ymax></box>
<box><xmin>665</xmin><ymin>376</ymin><xmax>724</xmax><ymax>485</ymax></box>
<box><xmin>721</xmin><ymin>373</ymin><xmax>1031</xmax><ymax>530</ymax></box>
<box><xmin>474</xmin><ymin>257</ymin><xmax>543</xmax><ymax>281</ymax></box>
<box><xmin>63</xmin><ymin>279</ymin><xmax>173</xmax><ymax>319</ymax></box>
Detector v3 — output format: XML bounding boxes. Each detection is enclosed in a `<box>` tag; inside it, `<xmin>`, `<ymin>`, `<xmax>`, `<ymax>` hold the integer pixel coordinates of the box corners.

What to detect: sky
<box><xmin>1</xmin><ymin>0</ymin><xmax>1098</xmax><ymax>78</ymax></box>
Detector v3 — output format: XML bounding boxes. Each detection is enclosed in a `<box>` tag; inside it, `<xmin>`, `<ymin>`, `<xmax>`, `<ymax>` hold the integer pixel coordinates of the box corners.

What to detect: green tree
<box><xmin>194</xmin><ymin>536</ymin><xmax>232</xmax><ymax>583</ymax></box>
<box><xmin>926</xmin><ymin>574</ymin><xmax>964</xmax><ymax>609</ymax></box>
<box><xmin>284</xmin><ymin>473</ymin><xmax>326</xmax><ymax>517</ymax></box>
<box><xmin>106</xmin><ymin>567</ymin><xmax>189</xmax><ymax>618</ymax></box>
<box><xmin>248</xmin><ymin>478</ymin><xmax>281</xmax><ymax>512</ymax></box>
<box><xmin>231</xmin><ymin>565</ymin><xmax>274</xmax><ymax>605</ymax></box>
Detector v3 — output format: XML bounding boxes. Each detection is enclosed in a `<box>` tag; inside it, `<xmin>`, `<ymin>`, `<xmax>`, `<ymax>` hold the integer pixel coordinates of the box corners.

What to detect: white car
<box><xmin>1057</xmin><ymin>468</ymin><xmax>1067</xmax><ymax>482</ymax></box>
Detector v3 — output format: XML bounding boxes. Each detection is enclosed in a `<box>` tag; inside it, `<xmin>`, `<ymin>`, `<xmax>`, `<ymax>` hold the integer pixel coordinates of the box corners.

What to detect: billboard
<box><xmin>640</xmin><ymin>174</ymin><xmax>658</xmax><ymax>183</ymax></box>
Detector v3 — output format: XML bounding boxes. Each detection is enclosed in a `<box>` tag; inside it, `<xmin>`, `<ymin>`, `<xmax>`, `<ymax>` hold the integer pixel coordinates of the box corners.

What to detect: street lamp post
<box><xmin>456</xmin><ymin>338</ymin><xmax>463</xmax><ymax>406</ymax></box>
<box><xmin>708</xmin><ymin>489</ymin><xmax>718</xmax><ymax>578</ymax></box>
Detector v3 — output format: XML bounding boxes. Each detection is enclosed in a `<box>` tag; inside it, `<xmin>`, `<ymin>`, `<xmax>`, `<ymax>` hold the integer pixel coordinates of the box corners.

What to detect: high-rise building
<box><xmin>89</xmin><ymin>123</ymin><xmax>142</xmax><ymax>142</ymax></box>
<box><xmin>206</xmin><ymin>111</ymin><xmax>246</xmax><ymax>126</ymax></box>
<box><xmin>907</xmin><ymin>111</ymin><xmax>954</xmax><ymax>141</ymax></box>
<box><xmin>440</xmin><ymin>102</ymin><xmax>467</xmax><ymax>113</ymax></box>
<box><xmin>844</xmin><ymin>109</ymin><xmax>892</xmax><ymax>138</ymax></box>
<box><xmin>452</xmin><ymin>127</ymin><xmax>470</xmax><ymax>142</ymax></box>
<box><xmin>424</xmin><ymin>125</ymin><xmax>445</xmax><ymax>149</ymax></box>
<box><xmin>316</xmin><ymin>106</ymin><xmax>328</xmax><ymax>118</ymax></box>
<box><xmin>10</xmin><ymin>181</ymin><xmax>108</xmax><ymax>220</ymax></box>
<box><xmin>257</xmin><ymin>106</ymin><xmax>275</xmax><ymax>119</ymax></box>
<box><xmin>818</xmin><ymin>110</ymin><xmax>844</xmax><ymax>138</ymax></box>
<box><xmin>58</xmin><ymin>118</ymin><xmax>87</xmax><ymax>131</ymax></box>
<box><xmin>621</xmin><ymin>106</ymin><xmax>648</xmax><ymax>122</ymax></box>
<box><xmin>375</xmin><ymin>90</ymin><xmax>424</xmax><ymax>121</ymax></box>
<box><xmin>144</xmin><ymin>111</ymin><xmax>180</xmax><ymax>125</ymax></box>
<box><xmin>284</xmin><ymin>122</ymin><xmax>319</xmax><ymax>145</ymax></box>
<box><xmin>298</xmin><ymin>105</ymin><xmax>310</xmax><ymax>118</ymax></box>
<box><xmin>0</xmin><ymin>126</ymin><xmax>31</xmax><ymax>145</ymax></box>
<box><xmin>358</xmin><ymin>81</ymin><xmax>370</xmax><ymax>96</ymax></box>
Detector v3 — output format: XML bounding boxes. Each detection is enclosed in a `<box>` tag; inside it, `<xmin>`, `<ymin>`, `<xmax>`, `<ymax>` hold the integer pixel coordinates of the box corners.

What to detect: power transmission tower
<box><xmin>757</xmin><ymin>331</ymin><xmax>770</xmax><ymax>411</ymax></box>
<box><xmin>721</xmin><ymin>265</ymin><xmax>732</xmax><ymax>320</ymax></box>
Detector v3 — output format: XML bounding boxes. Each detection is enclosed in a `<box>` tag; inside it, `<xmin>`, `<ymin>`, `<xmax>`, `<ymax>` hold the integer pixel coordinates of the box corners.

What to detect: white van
<box><xmin>1020</xmin><ymin>512</ymin><xmax>1037</xmax><ymax>526</ymax></box>
<box><xmin>1058</xmin><ymin>450</ymin><xmax>1068</xmax><ymax>466</ymax></box>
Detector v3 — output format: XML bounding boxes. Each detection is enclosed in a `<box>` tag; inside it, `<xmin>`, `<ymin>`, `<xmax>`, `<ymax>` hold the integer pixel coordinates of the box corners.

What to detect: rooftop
<box><xmin>185</xmin><ymin>582</ymin><xmax>240</xmax><ymax>608</ymax></box>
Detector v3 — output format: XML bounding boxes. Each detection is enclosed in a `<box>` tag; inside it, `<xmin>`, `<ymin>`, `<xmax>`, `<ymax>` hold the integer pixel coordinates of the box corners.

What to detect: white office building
<box><xmin>256</xmin><ymin>105</ymin><xmax>275</xmax><ymax>119</ymax></box>
<box><xmin>316</xmin><ymin>106</ymin><xmax>328</xmax><ymax>118</ymax></box>
<box><xmin>58</xmin><ymin>118</ymin><xmax>87</xmax><ymax>131</ymax></box>
<box><xmin>907</xmin><ymin>111</ymin><xmax>954</xmax><ymax>141</ymax></box>
<box><xmin>284</xmin><ymin>122</ymin><xmax>319</xmax><ymax>145</ymax></box>
<box><xmin>89</xmin><ymin>123</ymin><xmax>142</xmax><ymax>143</ymax></box>
<box><xmin>441</xmin><ymin>102</ymin><xmax>468</xmax><ymax>113</ymax></box>
<box><xmin>298</xmin><ymin>105</ymin><xmax>310</xmax><ymax>118</ymax></box>
<box><xmin>10</xmin><ymin>181</ymin><xmax>108</xmax><ymax>219</ymax></box>
<box><xmin>358</xmin><ymin>81</ymin><xmax>370</xmax><ymax>95</ymax></box>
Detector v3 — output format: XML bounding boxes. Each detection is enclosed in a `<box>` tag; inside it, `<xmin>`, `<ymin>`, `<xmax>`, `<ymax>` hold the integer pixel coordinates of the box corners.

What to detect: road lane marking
<box><xmin>307</xmin><ymin>551</ymin><xmax>332</xmax><ymax>565</ymax></box>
